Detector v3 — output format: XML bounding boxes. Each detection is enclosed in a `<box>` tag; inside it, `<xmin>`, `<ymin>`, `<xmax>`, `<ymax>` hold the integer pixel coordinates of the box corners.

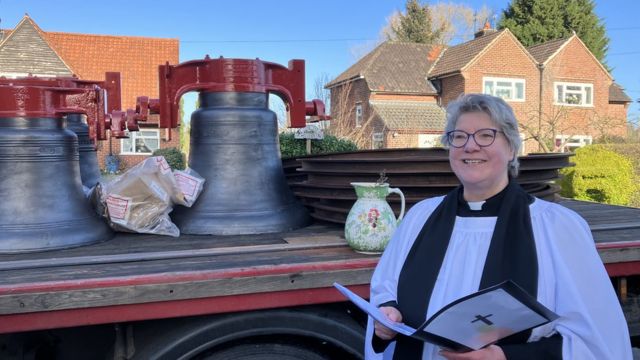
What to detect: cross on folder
<box><xmin>471</xmin><ymin>314</ymin><xmax>494</xmax><ymax>325</ymax></box>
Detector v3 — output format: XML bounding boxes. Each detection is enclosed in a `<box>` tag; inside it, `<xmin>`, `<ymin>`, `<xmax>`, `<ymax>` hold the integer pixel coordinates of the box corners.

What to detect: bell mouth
<box><xmin>350</xmin><ymin>182</ymin><xmax>389</xmax><ymax>188</ymax></box>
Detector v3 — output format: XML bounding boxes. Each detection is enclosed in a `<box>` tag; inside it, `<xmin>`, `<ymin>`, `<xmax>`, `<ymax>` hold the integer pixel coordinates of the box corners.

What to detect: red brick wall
<box><xmin>542</xmin><ymin>37</ymin><xmax>627</xmax><ymax>142</ymax></box>
<box><xmin>463</xmin><ymin>32</ymin><xmax>541</xmax><ymax>141</ymax></box>
<box><xmin>439</xmin><ymin>75</ymin><xmax>465</xmax><ymax>107</ymax></box>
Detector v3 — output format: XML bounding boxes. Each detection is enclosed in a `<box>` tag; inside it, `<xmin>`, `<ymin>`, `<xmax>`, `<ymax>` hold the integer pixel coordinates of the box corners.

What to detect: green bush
<box><xmin>152</xmin><ymin>147</ymin><xmax>186</xmax><ymax>170</ymax></box>
<box><xmin>602</xmin><ymin>144</ymin><xmax>640</xmax><ymax>208</ymax></box>
<box><xmin>279</xmin><ymin>132</ymin><xmax>358</xmax><ymax>159</ymax></box>
<box><xmin>560</xmin><ymin>145</ymin><xmax>637</xmax><ymax>205</ymax></box>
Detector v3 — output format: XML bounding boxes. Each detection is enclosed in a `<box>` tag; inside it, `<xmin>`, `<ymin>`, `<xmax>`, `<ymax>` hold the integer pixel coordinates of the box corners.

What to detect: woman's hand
<box><xmin>439</xmin><ymin>345</ymin><xmax>506</xmax><ymax>360</ymax></box>
<box><xmin>374</xmin><ymin>306</ymin><xmax>402</xmax><ymax>340</ymax></box>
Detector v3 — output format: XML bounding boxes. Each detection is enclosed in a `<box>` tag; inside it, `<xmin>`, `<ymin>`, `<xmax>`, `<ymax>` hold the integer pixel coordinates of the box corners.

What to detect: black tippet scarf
<box><xmin>393</xmin><ymin>180</ymin><xmax>538</xmax><ymax>359</ymax></box>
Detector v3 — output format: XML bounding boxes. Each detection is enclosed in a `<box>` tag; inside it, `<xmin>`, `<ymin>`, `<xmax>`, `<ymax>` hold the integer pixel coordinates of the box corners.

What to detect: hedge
<box><xmin>152</xmin><ymin>147</ymin><xmax>186</xmax><ymax>170</ymax></box>
<box><xmin>560</xmin><ymin>145</ymin><xmax>637</xmax><ymax>205</ymax></box>
<box><xmin>279</xmin><ymin>132</ymin><xmax>358</xmax><ymax>159</ymax></box>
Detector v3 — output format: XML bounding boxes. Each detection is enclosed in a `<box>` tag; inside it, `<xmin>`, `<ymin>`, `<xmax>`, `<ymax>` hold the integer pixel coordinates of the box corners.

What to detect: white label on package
<box><xmin>174</xmin><ymin>172</ymin><xmax>202</xmax><ymax>200</ymax></box>
<box><xmin>106</xmin><ymin>194</ymin><xmax>131</xmax><ymax>225</ymax></box>
<box><xmin>148</xmin><ymin>181</ymin><xmax>169</xmax><ymax>203</ymax></box>
<box><xmin>156</xmin><ymin>157</ymin><xmax>172</xmax><ymax>174</ymax></box>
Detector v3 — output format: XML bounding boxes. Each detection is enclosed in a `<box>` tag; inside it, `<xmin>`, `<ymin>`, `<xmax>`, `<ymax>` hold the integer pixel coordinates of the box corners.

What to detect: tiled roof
<box><xmin>326</xmin><ymin>41</ymin><xmax>440</xmax><ymax>94</ymax></box>
<box><xmin>45</xmin><ymin>32</ymin><xmax>178</xmax><ymax>108</ymax></box>
<box><xmin>429</xmin><ymin>30</ymin><xmax>503</xmax><ymax>78</ymax></box>
<box><xmin>0</xmin><ymin>17</ymin><xmax>73</xmax><ymax>77</ymax></box>
<box><xmin>0</xmin><ymin>15</ymin><xmax>179</xmax><ymax>109</ymax></box>
<box><xmin>527</xmin><ymin>37</ymin><xmax>570</xmax><ymax>64</ymax></box>
<box><xmin>370</xmin><ymin>100</ymin><xmax>446</xmax><ymax>130</ymax></box>
<box><xmin>609</xmin><ymin>83</ymin><xmax>632</xmax><ymax>103</ymax></box>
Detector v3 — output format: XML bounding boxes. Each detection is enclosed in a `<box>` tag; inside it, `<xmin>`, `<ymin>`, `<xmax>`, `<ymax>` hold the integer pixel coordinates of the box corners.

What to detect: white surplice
<box><xmin>366</xmin><ymin>196</ymin><xmax>632</xmax><ymax>360</ymax></box>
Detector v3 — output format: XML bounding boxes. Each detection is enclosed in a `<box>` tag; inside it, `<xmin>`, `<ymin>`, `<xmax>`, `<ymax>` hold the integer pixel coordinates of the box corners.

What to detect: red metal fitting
<box><xmin>305</xmin><ymin>99</ymin><xmax>331</xmax><ymax>121</ymax></box>
<box><xmin>105</xmin><ymin>111</ymin><xmax>128</xmax><ymax>138</ymax></box>
<box><xmin>0</xmin><ymin>73</ymin><xmax>122</xmax><ymax>144</ymax></box>
<box><xmin>158</xmin><ymin>57</ymin><xmax>325</xmax><ymax>131</ymax></box>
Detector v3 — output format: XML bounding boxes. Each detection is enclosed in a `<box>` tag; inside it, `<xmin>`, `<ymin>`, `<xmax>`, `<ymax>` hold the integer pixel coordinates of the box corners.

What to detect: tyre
<box><xmin>195</xmin><ymin>342</ymin><xmax>328</xmax><ymax>360</ymax></box>
<box><xmin>131</xmin><ymin>305</ymin><xmax>364</xmax><ymax>360</ymax></box>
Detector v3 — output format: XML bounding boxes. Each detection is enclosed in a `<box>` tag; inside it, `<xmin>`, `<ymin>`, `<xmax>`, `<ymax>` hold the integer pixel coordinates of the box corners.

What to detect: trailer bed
<box><xmin>0</xmin><ymin>199</ymin><xmax>638</xmax><ymax>334</ymax></box>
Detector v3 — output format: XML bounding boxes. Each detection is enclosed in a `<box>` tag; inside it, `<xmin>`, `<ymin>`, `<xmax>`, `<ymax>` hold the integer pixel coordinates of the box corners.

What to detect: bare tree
<box><xmin>324</xmin><ymin>81</ymin><xmax>378</xmax><ymax>149</ymax></box>
<box><xmin>587</xmin><ymin>112</ymin><xmax>628</xmax><ymax>143</ymax></box>
<box><xmin>519</xmin><ymin>104</ymin><xmax>581</xmax><ymax>152</ymax></box>
<box><xmin>381</xmin><ymin>2</ymin><xmax>494</xmax><ymax>45</ymax></box>
<box><xmin>313</xmin><ymin>73</ymin><xmax>332</xmax><ymax>113</ymax></box>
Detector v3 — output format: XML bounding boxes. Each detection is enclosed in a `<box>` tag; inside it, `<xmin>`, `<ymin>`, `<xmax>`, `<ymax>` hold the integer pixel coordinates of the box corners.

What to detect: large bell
<box><xmin>159</xmin><ymin>57</ymin><xmax>327</xmax><ymax>236</ymax></box>
<box><xmin>66</xmin><ymin>113</ymin><xmax>101</xmax><ymax>188</ymax></box>
<box><xmin>0</xmin><ymin>85</ymin><xmax>112</xmax><ymax>253</ymax></box>
<box><xmin>172</xmin><ymin>92</ymin><xmax>310</xmax><ymax>235</ymax></box>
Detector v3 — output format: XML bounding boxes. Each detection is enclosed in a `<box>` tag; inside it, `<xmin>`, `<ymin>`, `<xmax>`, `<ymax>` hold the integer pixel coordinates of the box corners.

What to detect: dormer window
<box><xmin>483</xmin><ymin>77</ymin><xmax>525</xmax><ymax>102</ymax></box>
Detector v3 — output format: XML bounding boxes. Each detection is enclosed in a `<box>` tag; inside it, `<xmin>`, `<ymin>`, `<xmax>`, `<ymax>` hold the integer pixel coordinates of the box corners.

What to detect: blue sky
<box><xmin>1</xmin><ymin>0</ymin><xmax>638</xmax><ymax>122</ymax></box>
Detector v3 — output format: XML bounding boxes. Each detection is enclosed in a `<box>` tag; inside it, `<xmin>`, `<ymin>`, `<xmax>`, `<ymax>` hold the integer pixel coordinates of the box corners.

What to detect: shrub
<box><xmin>152</xmin><ymin>147</ymin><xmax>186</xmax><ymax>170</ymax></box>
<box><xmin>560</xmin><ymin>145</ymin><xmax>637</xmax><ymax>205</ymax></box>
<box><xmin>602</xmin><ymin>143</ymin><xmax>640</xmax><ymax>208</ymax></box>
<box><xmin>279</xmin><ymin>132</ymin><xmax>358</xmax><ymax>159</ymax></box>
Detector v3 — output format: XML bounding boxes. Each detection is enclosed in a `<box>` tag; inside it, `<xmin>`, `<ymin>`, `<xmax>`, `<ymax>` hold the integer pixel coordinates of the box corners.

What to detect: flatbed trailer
<box><xmin>0</xmin><ymin>199</ymin><xmax>638</xmax><ymax>359</ymax></box>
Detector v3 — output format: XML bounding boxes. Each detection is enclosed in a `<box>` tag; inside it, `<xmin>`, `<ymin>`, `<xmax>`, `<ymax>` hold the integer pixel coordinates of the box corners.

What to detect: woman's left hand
<box><xmin>439</xmin><ymin>345</ymin><xmax>506</xmax><ymax>360</ymax></box>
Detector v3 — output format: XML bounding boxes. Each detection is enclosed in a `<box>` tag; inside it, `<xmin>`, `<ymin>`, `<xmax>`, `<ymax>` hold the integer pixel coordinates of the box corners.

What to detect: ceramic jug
<box><xmin>344</xmin><ymin>182</ymin><xmax>405</xmax><ymax>254</ymax></box>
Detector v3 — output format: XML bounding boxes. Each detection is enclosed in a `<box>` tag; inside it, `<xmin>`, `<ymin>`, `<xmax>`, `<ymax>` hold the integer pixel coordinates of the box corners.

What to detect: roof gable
<box><xmin>0</xmin><ymin>15</ymin><xmax>73</xmax><ymax>77</ymax></box>
<box><xmin>428</xmin><ymin>30</ymin><xmax>504</xmax><ymax>78</ymax></box>
<box><xmin>326</xmin><ymin>41</ymin><xmax>440</xmax><ymax>94</ymax></box>
<box><xmin>527</xmin><ymin>37</ymin><xmax>570</xmax><ymax>64</ymax></box>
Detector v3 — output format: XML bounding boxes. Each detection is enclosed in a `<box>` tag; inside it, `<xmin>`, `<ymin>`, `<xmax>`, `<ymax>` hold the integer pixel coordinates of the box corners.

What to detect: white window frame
<box><xmin>483</xmin><ymin>77</ymin><xmax>525</xmax><ymax>102</ymax></box>
<box><xmin>418</xmin><ymin>134</ymin><xmax>442</xmax><ymax>148</ymax></box>
<box><xmin>555</xmin><ymin>134</ymin><xmax>592</xmax><ymax>152</ymax></box>
<box><xmin>554</xmin><ymin>82</ymin><xmax>593</xmax><ymax>107</ymax></box>
<box><xmin>355</xmin><ymin>102</ymin><xmax>363</xmax><ymax>127</ymax></box>
<box><xmin>372</xmin><ymin>132</ymin><xmax>384</xmax><ymax>149</ymax></box>
<box><xmin>120</xmin><ymin>129</ymin><xmax>160</xmax><ymax>155</ymax></box>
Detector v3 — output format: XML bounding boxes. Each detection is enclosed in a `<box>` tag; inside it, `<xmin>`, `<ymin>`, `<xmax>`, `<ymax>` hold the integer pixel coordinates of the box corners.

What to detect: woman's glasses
<box><xmin>446</xmin><ymin>128</ymin><xmax>503</xmax><ymax>148</ymax></box>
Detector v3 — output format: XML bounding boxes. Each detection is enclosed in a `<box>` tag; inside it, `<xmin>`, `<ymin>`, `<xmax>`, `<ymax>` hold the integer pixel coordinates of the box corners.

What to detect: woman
<box><xmin>366</xmin><ymin>93</ymin><xmax>631</xmax><ymax>359</ymax></box>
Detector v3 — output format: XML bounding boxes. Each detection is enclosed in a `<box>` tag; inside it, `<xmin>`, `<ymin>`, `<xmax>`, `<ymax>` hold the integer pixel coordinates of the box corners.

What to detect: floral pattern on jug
<box><xmin>344</xmin><ymin>182</ymin><xmax>405</xmax><ymax>254</ymax></box>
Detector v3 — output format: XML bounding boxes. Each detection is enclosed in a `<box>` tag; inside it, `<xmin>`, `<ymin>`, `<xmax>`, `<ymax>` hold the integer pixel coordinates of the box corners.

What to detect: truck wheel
<box><xmin>198</xmin><ymin>342</ymin><xmax>328</xmax><ymax>360</ymax></box>
<box><xmin>130</xmin><ymin>305</ymin><xmax>364</xmax><ymax>360</ymax></box>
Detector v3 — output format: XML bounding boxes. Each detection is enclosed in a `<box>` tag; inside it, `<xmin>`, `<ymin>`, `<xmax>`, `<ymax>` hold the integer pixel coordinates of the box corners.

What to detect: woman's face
<box><xmin>448</xmin><ymin>111</ymin><xmax>514</xmax><ymax>201</ymax></box>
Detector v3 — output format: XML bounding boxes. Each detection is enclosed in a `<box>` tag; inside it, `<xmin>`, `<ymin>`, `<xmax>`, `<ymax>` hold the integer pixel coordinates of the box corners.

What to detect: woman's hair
<box><xmin>440</xmin><ymin>93</ymin><xmax>522</xmax><ymax>177</ymax></box>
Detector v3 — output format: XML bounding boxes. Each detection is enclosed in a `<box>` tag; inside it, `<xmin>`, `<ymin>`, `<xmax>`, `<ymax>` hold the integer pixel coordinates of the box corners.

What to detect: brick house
<box><xmin>0</xmin><ymin>15</ymin><xmax>181</xmax><ymax>170</ymax></box>
<box><xmin>325</xmin><ymin>42</ymin><xmax>446</xmax><ymax>149</ymax></box>
<box><xmin>327</xmin><ymin>25</ymin><xmax>631</xmax><ymax>153</ymax></box>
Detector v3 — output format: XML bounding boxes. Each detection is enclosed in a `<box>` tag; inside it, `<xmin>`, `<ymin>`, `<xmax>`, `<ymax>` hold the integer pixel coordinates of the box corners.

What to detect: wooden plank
<box><xmin>0</xmin><ymin>234</ymin><xmax>346</xmax><ymax>272</ymax></box>
<box><xmin>0</xmin><ymin>246</ymin><xmax>371</xmax><ymax>286</ymax></box>
<box><xmin>599</xmin><ymin>247</ymin><xmax>640</xmax><ymax>264</ymax></box>
<box><xmin>0</xmin><ymin>267</ymin><xmax>374</xmax><ymax>315</ymax></box>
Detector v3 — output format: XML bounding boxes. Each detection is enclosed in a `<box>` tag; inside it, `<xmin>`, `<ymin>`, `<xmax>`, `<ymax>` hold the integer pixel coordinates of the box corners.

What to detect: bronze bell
<box><xmin>157</xmin><ymin>57</ymin><xmax>328</xmax><ymax>235</ymax></box>
<box><xmin>0</xmin><ymin>84</ymin><xmax>112</xmax><ymax>252</ymax></box>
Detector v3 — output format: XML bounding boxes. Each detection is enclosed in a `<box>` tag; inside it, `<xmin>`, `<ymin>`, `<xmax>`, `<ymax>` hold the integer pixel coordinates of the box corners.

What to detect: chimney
<box><xmin>474</xmin><ymin>21</ymin><xmax>496</xmax><ymax>38</ymax></box>
<box><xmin>427</xmin><ymin>44</ymin><xmax>444</xmax><ymax>62</ymax></box>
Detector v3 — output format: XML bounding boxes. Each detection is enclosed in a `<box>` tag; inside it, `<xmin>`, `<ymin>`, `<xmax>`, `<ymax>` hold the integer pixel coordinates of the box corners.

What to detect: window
<box><xmin>355</xmin><ymin>103</ymin><xmax>363</xmax><ymax>127</ymax></box>
<box><xmin>555</xmin><ymin>134</ymin><xmax>592</xmax><ymax>152</ymax></box>
<box><xmin>483</xmin><ymin>77</ymin><xmax>525</xmax><ymax>101</ymax></box>
<box><xmin>121</xmin><ymin>129</ymin><xmax>160</xmax><ymax>155</ymax></box>
<box><xmin>554</xmin><ymin>82</ymin><xmax>593</xmax><ymax>106</ymax></box>
<box><xmin>372</xmin><ymin>132</ymin><xmax>384</xmax><ymax>149</ymax></box>
<box><xmin>418</xmin><ymin>134</ymin><xmax>442</xmax><ymax>148</ymax></box>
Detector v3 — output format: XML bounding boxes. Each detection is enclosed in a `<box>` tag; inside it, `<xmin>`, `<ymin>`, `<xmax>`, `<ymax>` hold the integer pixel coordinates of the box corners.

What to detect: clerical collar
<box><xmin>456</xmin><ymin>184</ymin><xmax>534</xmax><ymax>217</ymax></box>
<box><xmin>457</xmin><ymin>185</ymin><xmax>507</xmax><ymax>217</ymax></box>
